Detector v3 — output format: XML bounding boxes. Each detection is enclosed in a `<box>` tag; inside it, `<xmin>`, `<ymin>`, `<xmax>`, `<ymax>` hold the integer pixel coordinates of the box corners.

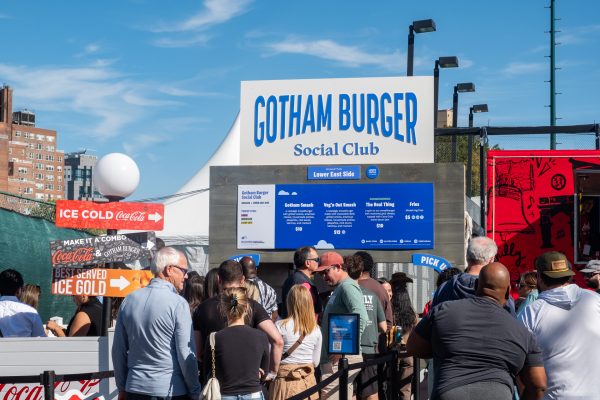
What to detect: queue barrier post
<box><xmin>389</xmin><ymin>350</ymin><xmax>399</xmax><ymax>400</ymax></box>
<box><xmin>338</xmin><ymin>357</ymin><xmax>349</xmax><ymax>400</ymax></box>
<box><xmin>413</xmin><ymin>356</ymin><xmax>421</xmax><ymax>400</ymax></box>
<box><xmin>41</xmin><ymin>370</ymin><xmax>55</xmax><ymax>400</ymax></box>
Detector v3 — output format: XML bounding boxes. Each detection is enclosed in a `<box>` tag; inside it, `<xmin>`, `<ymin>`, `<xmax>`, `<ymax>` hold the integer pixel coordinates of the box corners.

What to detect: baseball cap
<box><xmin>315</xmin><ymin>251</ymin><xmax>344</xmax><ymax>272</ymax></box>
<box><xmin>580</xmin><ymin>259</ymin><xmax>600</xmax><ymax>274</ymax></box>
<box><xmin>535</xmin><ymin>251</ymin><xmax>575</xmax><ymax>278</ymax></box>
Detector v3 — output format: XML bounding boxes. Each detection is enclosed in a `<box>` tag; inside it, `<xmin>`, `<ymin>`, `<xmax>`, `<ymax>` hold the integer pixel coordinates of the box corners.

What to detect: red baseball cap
<box><xmin>315</xmin><ymin>251</ymin><xmax>344</xmax><ymax>272</ymax></box>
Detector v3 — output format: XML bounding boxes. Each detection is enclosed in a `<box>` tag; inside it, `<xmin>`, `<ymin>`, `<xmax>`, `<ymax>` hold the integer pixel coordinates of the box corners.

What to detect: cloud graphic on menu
<box><xmin>315</xmin><ymin>240</ymin><xmax>335</xmax><ymax>249</ymax></box>
<box><xmin>278</xmin><ymin>190</ymin><xmax>290</xmax><ymax>195</ymax></box>
<box><xmin>291</xmin><ymin>192</ymin><xmax>298</xmax><ymax>195</ymax></box>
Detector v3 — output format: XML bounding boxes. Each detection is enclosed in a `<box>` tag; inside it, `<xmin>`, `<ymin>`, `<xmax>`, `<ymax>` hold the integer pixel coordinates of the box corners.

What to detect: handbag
<box><xmin>201</xmin><ymin>332</ymin><xmax>221</xmax><ymax>400</ymax></box>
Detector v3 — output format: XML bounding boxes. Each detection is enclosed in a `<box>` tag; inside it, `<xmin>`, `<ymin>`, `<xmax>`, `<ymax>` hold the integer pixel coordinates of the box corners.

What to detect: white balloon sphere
<box><xmin>94</xmin><ymin>153</ymin><xmax>140</xmax><ymax>199</ymax></box>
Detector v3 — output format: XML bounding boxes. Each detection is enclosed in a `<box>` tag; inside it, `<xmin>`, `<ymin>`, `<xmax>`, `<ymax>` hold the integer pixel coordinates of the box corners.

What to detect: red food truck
<box><xmin>487</xmin><ymin>149</ymin><xmax>600</xmax><ymax>287</ymax></box>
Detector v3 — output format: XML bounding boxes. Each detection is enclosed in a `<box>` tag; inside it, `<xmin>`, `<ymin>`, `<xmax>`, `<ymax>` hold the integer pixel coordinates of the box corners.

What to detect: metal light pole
<box><xmin>467</xmin><ymin>104</ymin><xmax>488</xmax><ymax>197</ymax></box>
<box><xmin>433</xmin><ymin>57</ymin><xmax>459</xmax><ymax>131</ymax></box>
<box><xmin>407</xmin><ymin>19</ymin><xmax>436</xmax><ymax>76</ymax></box>
<box><xmin>94</xmin><ymin>153</ymin><xmax>140</xmax><ymax>336</ymax></box>
<box><xmin>451</xmin><ymin>82</ymin><xmax>475</xmax><ymax>161</ymax></box>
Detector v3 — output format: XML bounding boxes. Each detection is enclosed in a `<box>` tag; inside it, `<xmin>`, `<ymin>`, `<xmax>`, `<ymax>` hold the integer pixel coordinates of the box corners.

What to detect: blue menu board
<box><xmin>237</xmin><ymin>182</ymin><xmax>434</xmax><ymax>250</ymax></box>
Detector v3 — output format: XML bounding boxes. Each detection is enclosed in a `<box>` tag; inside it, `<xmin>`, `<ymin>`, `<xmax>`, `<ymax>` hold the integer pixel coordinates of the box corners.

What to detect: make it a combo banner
<box><xmin>240</xmin><ymin>76</ymin><xmax>434</xmax><ymax>165</ymax></box>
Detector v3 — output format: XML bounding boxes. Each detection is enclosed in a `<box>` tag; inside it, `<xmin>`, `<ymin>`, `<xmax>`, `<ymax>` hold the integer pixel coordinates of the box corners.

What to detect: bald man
<box><xmin>407</xmin><ymin>263</ymin><xmax>547</xmax><ymax>400</ymax></box>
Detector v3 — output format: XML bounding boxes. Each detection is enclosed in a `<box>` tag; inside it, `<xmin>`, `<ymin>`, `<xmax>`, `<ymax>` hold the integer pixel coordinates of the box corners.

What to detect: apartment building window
<box><xmin>57</xmin><ymin>156</ymin><xmax>63</xmax><ymax>162</ymax></box>
<box><xmin>23</xmin><ymin>188</ymin><xmax>33</xmax><ymax>194</ymax></box>
<box><xmin>46</xmin><ymin>145</ymin><xmax>55</xmax><ymax>152</ymax></box>
<box><xmin>35</xmin><ymin>173</ymin><xmax>43</xmax><ymax>180</ymax></box>
<box><xmin>45</xmin><ymin>184</ymin><xmax>54</xmax><ymax>190</ymax></box>
<box><xmin>57</xmin><ymin>166</ymin><xmax>62</xmax><ymax>172</ymax></box>
<box><xmin>36</xmin><ymin>143</ymin><xmax>43</xmax><ymax>150</ymax></box>
<box><xmin>28</xmin><ymin>143</ymin><xmax>35</xmax><ymax>149</ymax></box>
<box><xmin>27</xmin><ymin>152</ymin><xmax>34</xmax><ymax>159</ymax></box>
<box><xmin>36</xmin><ymin>153</ymin><xmax>43</xmax><ymax>160</ymax></box>
<box><xmin>36</xmin><ymin>163</ymin><xmax>44</xmax><ymax>170</ymax></box>
<box><xmin>36</xmin><ymin>134</ymin><xmax>45</xmax><ymax>141</ymax></box>
<box><xmin>46</xmin><ymin>154</ymin><xmax>54</xmax><ymax>161</ymax></box>
<box><xmin>57</xmin><ymin>176</ymin><xmax>62</xmax><ymax>182</ymax></box>
<box><xmin>15</xmin><ymin>131</ymin><xmax>21</xmax><ymax>137</ymax></box>
<box><xmin>23</xmin><ymin>132</ymin><xmax>32</xmax><ymax>139</ymax></box>
<box><xmin>46</xmin><ymin>175</ymin><xmax>54</xmax><ymax>181</ymax></box>
<box><xmin>57</xmin><ymin>185</ymin><xmax>62</xmax><ymax>191</ymax></box>
<box><xmin>46</xmin><ymin>165</ymin><xmax>55</xmax><ymax>171</ymax></box>
<box><xmin>36</xmin><ymin>183</ymin><xmax>44</xmax><ymax>189</ymax></box>
<box><xmin>8</xmin><ymin>148</ymin><xmax>11</xmax><ymax>154</ymax></box>
<box><xmin>18</xmin><ymin>167</ymin><xmax>28</xmax><ymax>174</ymax></box>
<box><xmin>47</xmin><ymin>136</ymin><xmax>55</xmax><ymax>142</ymax></box>
<box><xmin>35</xmin><ymin>193</ymin><xmax>45</xmax><ymax>200</ymax></box>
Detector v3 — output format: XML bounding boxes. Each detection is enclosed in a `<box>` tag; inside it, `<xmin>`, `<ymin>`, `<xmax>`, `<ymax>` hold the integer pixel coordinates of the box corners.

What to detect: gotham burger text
<box><xmin>253</xmin><ymin>92</ymin><xmax>418</xmax><ymax>148</ymax></box>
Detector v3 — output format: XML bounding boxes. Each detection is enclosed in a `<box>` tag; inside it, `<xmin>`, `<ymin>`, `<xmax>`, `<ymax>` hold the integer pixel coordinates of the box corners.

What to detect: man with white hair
<box><xmin>113</xmin><ymin>247</ymin><xmax>201</xmax><ymax>400</ymax></box>
<box><xmin>432</xmin><ymin>236</ymin><xmax>515</xmax><ymax>314</ymax></box>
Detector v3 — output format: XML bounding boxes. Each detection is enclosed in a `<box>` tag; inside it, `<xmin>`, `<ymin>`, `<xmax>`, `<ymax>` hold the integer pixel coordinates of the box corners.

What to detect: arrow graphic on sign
<box><xmin>110</xmin><ymin>276</ymin><xmax>131</xmax><ymax>291</ymax></box>
<box><xmin>148</xmin><ymin>212</ymin><xmax>163</xmax><ymax>222</ymax></box>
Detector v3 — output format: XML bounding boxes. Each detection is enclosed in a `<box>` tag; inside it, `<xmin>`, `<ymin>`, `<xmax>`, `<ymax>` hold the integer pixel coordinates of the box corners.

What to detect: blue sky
<box><xmin>1</xmin><ymin>0</ymin><xmax>599</xmax><ymax>199</ymax></box>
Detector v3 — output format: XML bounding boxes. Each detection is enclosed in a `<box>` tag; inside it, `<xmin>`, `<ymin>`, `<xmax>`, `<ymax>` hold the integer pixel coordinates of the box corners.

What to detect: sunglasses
<box><xmin>517</xmin><ymin>282</ymin><xmax>535</xmax><ymax>288</ymax></box>
<box><xmin>170</xmin><ymin>265</ymin><xmax>189</xmax><ymax>277</ymax></box>
<box><xmin>319</xmin><ymin>264</ymin><xmax>341</xmax><ymax>275</ymax></box>
<box><xmin>308</xmin><ymin>257</ymin><xmax>321</xmax><ymax>263</ymax></box>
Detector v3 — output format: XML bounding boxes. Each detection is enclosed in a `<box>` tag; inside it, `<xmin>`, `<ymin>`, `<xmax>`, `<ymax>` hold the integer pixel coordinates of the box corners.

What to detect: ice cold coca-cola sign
<box><xmin>55</xmin><ymin>200</ymin><xmax>164</xmax><ymax>230</ymax></box>
<box><xmin>0</xmin><ymin>379</ymin><xmax>105</xmax><ymax>400</ymax></box>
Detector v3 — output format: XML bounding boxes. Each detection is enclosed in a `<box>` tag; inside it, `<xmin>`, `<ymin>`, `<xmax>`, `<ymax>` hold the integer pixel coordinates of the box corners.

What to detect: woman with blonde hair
<box><xmin>270</xmin><ymin>284</ymin><xmax>322</xmax><ymax>400</ymax></box>
<box><xmin>18</xmin><ymin>284</ymin><xmax>41</xmax><ymax>309</ymax></box>
<box><xmin>204</xmin><ymin>287</ymin><xmax>269</xmax><ymax>399</ymax></box>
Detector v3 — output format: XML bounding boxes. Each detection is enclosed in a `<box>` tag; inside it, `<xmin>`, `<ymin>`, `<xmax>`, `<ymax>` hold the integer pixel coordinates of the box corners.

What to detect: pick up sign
<box><xmin>50</xmin><ymin>232</ymin><xmax>156</xmax><ymax>267</ymax></box>
<box><xmin>55</xmin><ymin>200</ymin><xmax>164</xmax><ymax>230</ymax></box>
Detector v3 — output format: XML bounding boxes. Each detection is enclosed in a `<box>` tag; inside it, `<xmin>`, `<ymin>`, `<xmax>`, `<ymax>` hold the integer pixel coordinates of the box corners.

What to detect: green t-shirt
<box><xmin>320</xmin><ymin>278</ymin><xmax>369</xmax><ymax>363</ymax></box>
<box><xmin>360</xmin><ymin>286</ymin><xmax>385</xmax><ymax>354</ymax></box>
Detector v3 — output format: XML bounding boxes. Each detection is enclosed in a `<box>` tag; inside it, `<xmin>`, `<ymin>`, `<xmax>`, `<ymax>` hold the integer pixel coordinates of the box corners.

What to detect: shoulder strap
<box><xmin>209</xmin><ymin>332</ymin><xmax>217</xmax><ymax>378</ymax></box>
<box><xmin>282</xmin><ymin>334</ymin><xmax>305</xmax><ymax>360</ymax></box>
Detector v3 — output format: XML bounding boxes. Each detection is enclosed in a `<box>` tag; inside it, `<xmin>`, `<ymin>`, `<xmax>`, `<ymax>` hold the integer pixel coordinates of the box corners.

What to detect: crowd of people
<box><xmin>2</xmin><ymin>237</ymin><xmax>600</xmax><ymax>400</ymax></box>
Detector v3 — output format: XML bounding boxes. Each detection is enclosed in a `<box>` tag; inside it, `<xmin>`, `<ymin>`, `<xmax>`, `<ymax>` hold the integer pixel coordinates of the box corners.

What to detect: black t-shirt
<box><xmin>414</xmin><ymin>297</ymin><xmax>543</xmax><ymax>397</ymax></box>
<box><xmin>193</xmin><ymin>295</ymin><xmax>270</xmax><ymax>355</ymax></box>
<box><xmin>204</xmin><ymin>325</ymin><xmax>269</xmax><ymax>395</ymax></box>
<box><xmin>67</xmin><ymin>297</ymin><xmax>103</xmax><ymax>336</ymax></box>
<box><xmin>280</xmin><ymin>270</ymin><xmax>323</xmax><ymax>318</ymax></box>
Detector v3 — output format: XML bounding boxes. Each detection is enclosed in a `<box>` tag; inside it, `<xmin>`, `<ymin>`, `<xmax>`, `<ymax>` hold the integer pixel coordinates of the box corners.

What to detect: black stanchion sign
<box><xmin>50</xmin><ymin>232</ymin><xmax>156</xmax><ymax>267</ymax></box>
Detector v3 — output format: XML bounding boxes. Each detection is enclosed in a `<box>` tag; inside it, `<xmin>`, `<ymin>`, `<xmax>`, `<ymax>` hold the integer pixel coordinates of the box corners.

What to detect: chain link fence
<box><xmin>435</xmin><ymin>127</ymin><xmax>600</xmax><ymax>199</ymax></box>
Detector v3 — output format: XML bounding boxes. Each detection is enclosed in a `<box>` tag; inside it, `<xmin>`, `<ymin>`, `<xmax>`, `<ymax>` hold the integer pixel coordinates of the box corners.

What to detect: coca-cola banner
<box><xmin>55</xmin><ymin>200</ymin><xmax>164</xmax><ymax>230</ymax></box>
<box><xmin>50</xmin><ymin>232</ymin><xmax>156</xmax><ymax>267</ymax></box>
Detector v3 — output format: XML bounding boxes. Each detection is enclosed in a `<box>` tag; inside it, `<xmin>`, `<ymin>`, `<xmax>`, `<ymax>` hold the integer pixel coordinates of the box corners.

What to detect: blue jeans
<box><xmin>221</xmin><ymin>392</ymin><xmax>264</xmax><ymax>400</ymax></box>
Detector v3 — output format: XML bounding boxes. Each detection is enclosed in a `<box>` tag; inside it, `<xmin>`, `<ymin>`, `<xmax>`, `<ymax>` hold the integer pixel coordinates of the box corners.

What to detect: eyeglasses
<box><xmin>517</xmin><ymin>282</ymin><xmax>535</xmax><ymax>288</ymax></box>
<box><xmin>308</xmin><ymin>257</ymin><xmax>321</xmax><ymax>264</ymax></box>
<box><xmin>170</xmin><ymin>265</ymin><xmax>189</xmax><ymax>277</ymax></box>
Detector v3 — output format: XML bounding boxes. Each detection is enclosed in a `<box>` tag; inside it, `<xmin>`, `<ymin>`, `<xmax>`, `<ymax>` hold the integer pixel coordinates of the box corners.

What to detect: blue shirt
<box><xmin>112</xmin><ymin>278</ymin><xmax>201</xmax><ymax>397</ymax></box>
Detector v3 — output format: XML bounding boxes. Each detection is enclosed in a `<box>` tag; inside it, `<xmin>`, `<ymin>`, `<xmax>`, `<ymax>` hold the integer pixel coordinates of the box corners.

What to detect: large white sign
<box><xmin>240</xmin><ymin>76</ymin><xmax>434</xmax><ymax>165</ymax></box>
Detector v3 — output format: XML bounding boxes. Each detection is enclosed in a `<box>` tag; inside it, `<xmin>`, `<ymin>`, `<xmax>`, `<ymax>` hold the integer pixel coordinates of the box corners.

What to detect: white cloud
<box><xmin>265</xmin><ymin>37</ymin><xmax>402</xmax><ymax>70</ymax></box>
<box><xmin>152</xmin><ymin>0</ymin><xmax>252</xmax><ymax>32</ymax></box>
<box><xmin>152</xmin><ymin>35</ymin><xmax>210</xmax><ymax>48</ymax></box>
<box><xmin>0</xmin><ymin>62</ymin><xmax>188</xmax><ymax>139</ymax></box>
<box><xmin>459</xmin><ymin>58</ymin><xmax>474</xmax><ymax>69</ymax></box>
<box><xmin>123</xmin><ymin>134</ymin><xmax>170</xmax><ymax>157</ymax></box>
<box><xmin>278</xmin><ymin>190</ymin><xmax>290</xmax><ymax>195</ymax></box>
<box><xmin>85</xmin><ymin>44</ymin><xmax>100</xmax><ymax>54</ymax></box>
<box><xmin>315</xmin><ymin>240</ymin><xmax>335</xmax><ymax>249</ymax></box>
<box><xmin>557</xmin><ymin>24</ymin><xmax>600</xmax><ymax>45</ymax></box>
<box><xmin>502</xmin><ymin>62</ymin><xmax>546</xmax><ymax>76</ymax></box>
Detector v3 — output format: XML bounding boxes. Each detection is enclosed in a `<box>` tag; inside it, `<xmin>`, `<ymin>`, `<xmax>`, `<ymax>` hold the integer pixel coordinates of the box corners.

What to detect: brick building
<box><xmin>0</xmin><ymin>85</ymin><xmax>65</xmax><ymax>202</ymax></box>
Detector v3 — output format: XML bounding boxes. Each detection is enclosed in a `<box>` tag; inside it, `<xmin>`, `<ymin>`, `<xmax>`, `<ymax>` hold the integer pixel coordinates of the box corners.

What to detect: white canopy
<box><xmin>155</xmin><ymin>113</ymin><xmax>240</xmax><ymax>271</ymax></box>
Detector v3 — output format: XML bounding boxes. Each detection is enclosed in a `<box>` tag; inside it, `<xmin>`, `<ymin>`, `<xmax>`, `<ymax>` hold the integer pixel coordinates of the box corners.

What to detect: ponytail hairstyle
<box><xmin>219</xmin><ymin>287</ymin><xmax>252</xmax><ymax>324</ymax></box>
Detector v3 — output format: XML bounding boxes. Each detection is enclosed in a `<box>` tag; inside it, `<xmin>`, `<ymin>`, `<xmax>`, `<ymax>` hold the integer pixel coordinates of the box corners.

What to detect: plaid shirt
<box><xmin>249</xmin><ymin>277</ymin><xmax>278</xmax><ymax>316</ymax></box>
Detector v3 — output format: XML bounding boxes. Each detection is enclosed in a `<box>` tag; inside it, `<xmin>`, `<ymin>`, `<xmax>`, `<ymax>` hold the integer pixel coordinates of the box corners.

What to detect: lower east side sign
<box><xmin>50</xmin><ymin>232</ymin><xmax>156</xmax><ymax>297</ymax></box>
